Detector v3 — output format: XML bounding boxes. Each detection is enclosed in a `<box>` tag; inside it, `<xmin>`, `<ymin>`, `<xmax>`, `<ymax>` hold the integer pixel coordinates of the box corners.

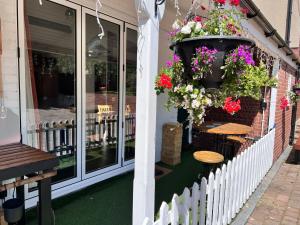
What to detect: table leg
<box><xmin>16</xmin><ymin>177</ymin><xmax>25</xmax><ymax>225</ymax></box>
<box><xmin>38</xmin><ymin>178</ymin><xmax>53</xmax><ymax>225</ymax></box>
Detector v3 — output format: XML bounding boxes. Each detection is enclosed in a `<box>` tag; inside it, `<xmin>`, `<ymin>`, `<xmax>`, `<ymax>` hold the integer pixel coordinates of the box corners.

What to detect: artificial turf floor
<box><xmin>26</xmin><ymin>149</ymin><xmax>203</xmax><ymax>225</ymax></box>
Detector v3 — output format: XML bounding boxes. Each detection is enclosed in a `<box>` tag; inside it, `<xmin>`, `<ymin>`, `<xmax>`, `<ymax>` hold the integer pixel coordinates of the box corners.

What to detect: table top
<box><xmin>196</xmin><ymin>121</ymin><xmax>252</xmax><ymax>135</ymax></box>
<box><xmin>0</xmin><ymin>143</ymin><xmax>59</xmax><ymax>181</ymax></box>
<box><xmin>193</xmin><ymin>151</ymin><xmax>224</xmax><ymax>164</ymax></box>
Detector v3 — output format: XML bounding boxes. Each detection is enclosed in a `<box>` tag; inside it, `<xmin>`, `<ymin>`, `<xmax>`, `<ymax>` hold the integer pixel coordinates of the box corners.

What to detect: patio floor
<box><xmin>247</xmin><ymin>152</ymin><xmax>300</xmax><ymax>225</ymax></box>
<box><xmin>26</xmin><ymin>148</ymin><xmax>202</xmax><ymax>225</ymax></box>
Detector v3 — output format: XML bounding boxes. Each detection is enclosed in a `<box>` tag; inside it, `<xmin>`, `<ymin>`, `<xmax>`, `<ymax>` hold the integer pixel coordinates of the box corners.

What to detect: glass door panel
<box><xmin>84</xmin><ymin>12</ymin><xmax>121</xmax><ymax>174</ymax></box>
<box><xmin>124</xmin><ymin>26</ymin><xmax>137</xmax><ymax>163</ymax></box>
<box><xmin>23</xmin><ymin>0</ymin><xmax>78</xmax><ymax>184</ymax></box>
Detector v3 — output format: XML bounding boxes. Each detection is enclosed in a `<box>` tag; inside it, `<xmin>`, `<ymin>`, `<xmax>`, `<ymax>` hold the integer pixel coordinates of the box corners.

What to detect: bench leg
<box><xmin>38</xmin><ymin>178</ymin><xmax>53</xmax><ymax>225</ymax></box>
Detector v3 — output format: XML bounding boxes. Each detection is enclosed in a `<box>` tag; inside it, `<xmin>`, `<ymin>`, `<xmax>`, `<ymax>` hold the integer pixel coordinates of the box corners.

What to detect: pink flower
<box><xmin>280</xmin><ymin>96</ymin><xmax>289</xmax><ymax>110</ymax></box>
<box><xmin>193</xmin><ymin>16</ymin><xmax>202</xmax><ymax>22</ymax></box>
<box><xmin>241</xmin><ymin>7</ymin><xmax>249</xmax><ymax>15</ymax></box>
<box><xmin>214</xmin><ymin>0</ymin><xmax>226</xmax><ymax>5</ymax></box>
<box><xmin>156</xmin><ymin>73</ymin><xmax>173</xmax><ymax>90</ymax></box>
<box><xmin>223</xmin><ymin>97</ymin><xmax>241</xmax><ymax>115</ymax></box>
<box><xmin>201</xmin><ymin>5</ymin><xmax>206</xmax><ymax>10</ymax></box>
<box><xmin>229</xmin><ymin>0</ymin><xmax>240</xmax><ymax>6</ymax></box>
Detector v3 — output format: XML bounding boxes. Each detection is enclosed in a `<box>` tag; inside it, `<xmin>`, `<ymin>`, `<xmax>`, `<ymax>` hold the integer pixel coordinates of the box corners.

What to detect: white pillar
<box><xmin>132</xmin><ymin>0</ymin><xmax>165</xmax><ymax>224</ymax></box>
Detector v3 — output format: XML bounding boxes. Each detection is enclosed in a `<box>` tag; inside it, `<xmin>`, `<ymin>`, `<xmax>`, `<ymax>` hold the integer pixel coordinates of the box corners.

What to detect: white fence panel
<box><xmin>143</xmin><ymin>129</ymin><xmax>276</xmax><ymax>225</ymax></box>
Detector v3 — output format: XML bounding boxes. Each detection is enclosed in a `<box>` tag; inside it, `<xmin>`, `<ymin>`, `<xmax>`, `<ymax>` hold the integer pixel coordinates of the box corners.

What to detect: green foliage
<box><xmin>221</xmin><ymin>63</ymin><xmax>277</xmax><ymax>101</ymax></box>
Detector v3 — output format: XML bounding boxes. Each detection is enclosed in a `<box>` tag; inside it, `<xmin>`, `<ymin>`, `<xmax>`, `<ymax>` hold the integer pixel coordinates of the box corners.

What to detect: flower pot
<box><xmin>170</xmin><ymin>36</ymin><xmax>255</xmax><ymax>88</ymax></box>
<box><xmin>2</xmin><ymin>198</ymin><xmax>24</xmax><ymax>224</ymax></box>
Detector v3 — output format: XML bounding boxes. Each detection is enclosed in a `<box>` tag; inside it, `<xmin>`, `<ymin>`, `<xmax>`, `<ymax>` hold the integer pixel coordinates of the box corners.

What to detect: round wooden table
<box><xmin>196</xmin><ymin>122</ymin><xmax>252</xmax><ymax>135</ymax></box>
<box><xmin>195</xmin><ymin>122</ymin><xmax>253</xmax><ymax>159</ymax></box>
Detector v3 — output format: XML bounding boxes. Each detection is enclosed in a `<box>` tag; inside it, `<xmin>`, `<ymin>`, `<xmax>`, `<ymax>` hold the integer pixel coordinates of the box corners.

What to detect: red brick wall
<box><xmin>273</xmin><ymin>63</ymin><xmax>296</xmax><ymax>160</ymax></box>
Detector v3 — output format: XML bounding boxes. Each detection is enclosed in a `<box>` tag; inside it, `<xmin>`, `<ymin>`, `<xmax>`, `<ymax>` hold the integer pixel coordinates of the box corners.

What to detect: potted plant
<box><xmin>155</xmin><ymin>0</ymin><xmax>277</xmax><ymax>124</ymax></box>
<box><xmin>169</xmin><ymin>0</ymin><xmax>255</xmax><ymax>88</ymax></box>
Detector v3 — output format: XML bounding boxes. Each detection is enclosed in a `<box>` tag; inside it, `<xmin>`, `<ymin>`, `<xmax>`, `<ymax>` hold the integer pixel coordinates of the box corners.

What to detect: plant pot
<box><xmin>170</xmin><ymin>36</ymin><xmax>255</xmax><ymax>88</ymax></box>
<box><xmin>2</xmin><ymin>198</ymin><xmax>24</xmax><ymax>224</ymax></box>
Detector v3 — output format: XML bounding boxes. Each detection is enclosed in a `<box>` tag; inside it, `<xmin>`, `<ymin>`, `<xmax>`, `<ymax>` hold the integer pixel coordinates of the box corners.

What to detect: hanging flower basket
<box><xmin>155</xmin><ymin>0</ymin><xmax>278</xmax><ymax>124</ymax></box>
<box><xmin>170</xmin><ymin>36</ymin><xmax>255</xmax><ymax>88</ymax></box>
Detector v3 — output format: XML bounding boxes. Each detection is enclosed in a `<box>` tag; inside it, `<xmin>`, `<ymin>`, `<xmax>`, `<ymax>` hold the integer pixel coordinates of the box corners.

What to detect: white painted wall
<box><xmin>0</xmin><ymin>0</ymin><xmax>20</xmax><ymax>145</ymax></box>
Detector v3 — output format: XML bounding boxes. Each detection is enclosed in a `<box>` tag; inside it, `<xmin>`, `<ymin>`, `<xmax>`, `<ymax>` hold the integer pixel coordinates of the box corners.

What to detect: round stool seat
<box><xmin>227</xmin><ymin>135</ymin><xmax>247</xmax><ymax>144</ymax></box>
<box><xmin>193</xmin><ymin>151</ymin><xmax>224</xmax><ymax>164</ymax></box>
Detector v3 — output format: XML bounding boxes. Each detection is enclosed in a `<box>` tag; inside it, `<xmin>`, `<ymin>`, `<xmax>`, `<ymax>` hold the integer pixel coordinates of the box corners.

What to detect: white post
<box><xmin>132</xmin><ymin>0</ymin><xmax>165</xmax><ymax>224</ymax></box>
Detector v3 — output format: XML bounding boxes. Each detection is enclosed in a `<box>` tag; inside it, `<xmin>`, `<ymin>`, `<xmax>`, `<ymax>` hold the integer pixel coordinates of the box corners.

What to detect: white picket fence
<box><xmin>143</xmin><ymin>129</ymin><xmax>276</xmax><ymax>225</ymax></box>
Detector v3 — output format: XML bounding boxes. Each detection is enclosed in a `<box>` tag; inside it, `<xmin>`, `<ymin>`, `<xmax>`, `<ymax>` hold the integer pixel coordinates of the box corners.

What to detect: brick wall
<box><xmin>273</xmin><ymin>63</ymin><xmax>296</xmax><ymax>160</ymax></box>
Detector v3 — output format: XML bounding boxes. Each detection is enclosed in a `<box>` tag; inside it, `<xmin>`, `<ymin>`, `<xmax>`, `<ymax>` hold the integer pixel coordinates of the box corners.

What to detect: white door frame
<box><xmin>18</xmin><ymin>0</ymin><xmax>82</xmax><ymax>198</ymax></box>
<box><xmin>122</xmin><ymin>23</ymin><xmax>137</xmax><ymax>166</ymax></box>
<box><xmin>81</xmin><ymin>7</ymin><xmax>125</xmax><ymax>179</ymax></box>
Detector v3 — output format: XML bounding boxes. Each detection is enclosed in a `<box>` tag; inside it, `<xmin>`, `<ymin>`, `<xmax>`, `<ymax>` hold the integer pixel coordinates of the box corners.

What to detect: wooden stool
<box><xmin>227</xmin><ymin>135</ymin><xmax>247</xmax><ymax>159</ymax></box>
<box><xmin>193</xmin><ymin>151</ymin><xmax>224</xmax><ymax>179</ymax></box>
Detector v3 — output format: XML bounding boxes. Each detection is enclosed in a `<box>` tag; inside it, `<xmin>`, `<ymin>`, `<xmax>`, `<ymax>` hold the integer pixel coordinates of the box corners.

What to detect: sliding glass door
<box><xmin>82</xmin><ymin>9</ymin><xmax>123</xmax><ymax>177</ymax></box>
<box><xmin>20</xmin><ymin>0</ymin><xmax>137</xmax><ymax>190</ymax></box>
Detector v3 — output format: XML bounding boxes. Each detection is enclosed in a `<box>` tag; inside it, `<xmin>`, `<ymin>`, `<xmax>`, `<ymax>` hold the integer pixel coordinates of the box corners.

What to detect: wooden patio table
<box><xmin>195</xmin><ymin>122</ymin><xmax>252</xmax><ymax>158</ymax></box>
<box><xmin>0</xmin><ymin>143</ymin><xmax>59</xmax><ymax>225</ymax></box>
<box><xmin>195</xmin><ymin>121</ymin><xmax>252</xmax><ymax>135</ymax></box>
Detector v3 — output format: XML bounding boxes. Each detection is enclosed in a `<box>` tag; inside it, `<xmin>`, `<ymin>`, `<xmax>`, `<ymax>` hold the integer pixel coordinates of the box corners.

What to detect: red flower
<box><xmin>241</xmin><ymin>7</ymin><xmax>249</xmax><ymax>15</ymax></box>
<box><xmin>214</xmin><ymin>0</ymin><xmax>226</xmax><ymax>5</ymax></box>
<box><xmin>280</xmin><ymin>96</ymin><xmax>289</xmax><ymax>110</ymax></box>
<box><xmin>193</xmin><ymin>16</ymin><xmax>202</xmax><ymax>22</ymax></box>
<box><xmin>157</xmin><ymin>73</ymin><xmax>172</xmax><ymax>90</ymax></box>
<box><xmin>223</xmin><ymin>97</ymin><xmax>241</xmax><ymax>115</ymax></box>
<box><xmin>229</xmin><ymin>0</ymin><xmax>240</xmax><ymax>6</ymax></box>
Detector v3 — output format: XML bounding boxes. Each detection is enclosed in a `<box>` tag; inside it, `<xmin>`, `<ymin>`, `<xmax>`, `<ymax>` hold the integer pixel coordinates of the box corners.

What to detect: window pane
<box><xmin>85</xmin><ymin>15</ymin><xmax>120</xmax><ymax>173</ymax></box>
<box><xmin>24</xmin><ymin>0</ymin><xmax>77</xmax><ymax>184</ymax></box>
<box><xmin>124</xmin><ymin>28</ymin><xmax>137</xmax><ymax>161</ymax></box>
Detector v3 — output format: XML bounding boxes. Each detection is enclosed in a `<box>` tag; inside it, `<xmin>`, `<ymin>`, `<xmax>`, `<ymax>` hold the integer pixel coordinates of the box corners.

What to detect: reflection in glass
<box><xmin>124</xmin><ymin>28</ymin><xmax>137</xmax><ymax>161</ymax></box>
<box><xmin>24</xmin><ymin>0</ymin><xmax>77</xmax><ymax>184</ymax></box>
<box><xmin>85</xmin><ymin>15</ymin><xmax>120</xmax><ymax>173</ymax></box>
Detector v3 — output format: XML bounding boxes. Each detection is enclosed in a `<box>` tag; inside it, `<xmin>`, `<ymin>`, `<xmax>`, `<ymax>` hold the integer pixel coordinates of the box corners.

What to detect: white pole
<box><xmin>132</xmin><ymin>0</ymin><xmax>165</xmax><ymax>224</ymax></box>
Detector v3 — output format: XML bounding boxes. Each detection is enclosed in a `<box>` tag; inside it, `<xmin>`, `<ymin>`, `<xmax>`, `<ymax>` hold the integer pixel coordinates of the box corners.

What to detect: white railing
<box><xmin>143</xmin><ymin>129</ymin><xmax>276</xmax><ymax>225</ymax></box>
<box><xmin>26</xmin><ymin>113</ymin><xmax>136</xmax><ymax>155</ymax></box>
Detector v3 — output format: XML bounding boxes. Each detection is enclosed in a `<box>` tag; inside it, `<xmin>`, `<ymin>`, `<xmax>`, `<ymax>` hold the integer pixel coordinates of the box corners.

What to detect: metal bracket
<box><xmin>155</xmin><ymin>0</ymin><xmax>166</xmax><ymax>17</ymax></box>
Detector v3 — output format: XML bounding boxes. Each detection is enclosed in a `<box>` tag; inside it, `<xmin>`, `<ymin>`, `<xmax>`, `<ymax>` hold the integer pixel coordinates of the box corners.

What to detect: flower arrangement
<box><xmin>155</xmin><ymin>0</ymin><xmax>278</xmax><ymax>124</ymax></box>
<box><xmin>191</xmin><ymin>47</ymin><xmax>218</xmax><ymax>79</ymax></box>
<box><xmin>223</xmin><ymin>97</ymin><xmax>241</xmax><ymax>115</ymax></box>
<box><xmin>169</xmin><ymin>0</ymin><xmax>248</xmax><ymax>42</ymax></box>
<box><xmin>280</xmin><ymin>96</ymin><xmax>290</xmax><ymax>110</ymax></box>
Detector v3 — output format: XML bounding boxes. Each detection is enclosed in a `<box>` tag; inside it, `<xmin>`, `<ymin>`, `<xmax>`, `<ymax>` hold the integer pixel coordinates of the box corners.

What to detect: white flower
<box><xmin>194</xmin><ymin>22</ymin><xmax>202</xmax><ymax>32</ymax></box>
<box><xmin>187</xmin><ymin>21</ymin><xmax>196</xmax><ymax>28</ymax></box>
<box><xmin>191</xmin><ymin>94</ymin><xmax>197</xmax><ymax>99</ymax></box>
<box><xmin>181</xmin><ymin>25</ymin><xmax>191</xmax><ymax>34</ymax></box>
<box><xmin>174</xmin><ymin>86</ymin><xmax>179</xmax><ymax>92</ymax></box>
<box><xmin>206</xmin><ymin>98</ymin><xmax>212</xmax><ymax>106</ymax></box>
<box><xmin>172</xmin><ymin>20</ymin><xmax>181</xmax><ymax>30</ymax></box>
<box><xmin>186</xmin><ymin>85</ymin><xmax>193</xmax><ymax>92</ymax></box>
<box><xmin>192</xmin><ymin>99</ymin><xmax>200</xmax><ymax>109</ymax></box>
<box><xmin>200</xmin><ymin>88</ymin><xmax>205</xmax><ymax>93</ymax></box>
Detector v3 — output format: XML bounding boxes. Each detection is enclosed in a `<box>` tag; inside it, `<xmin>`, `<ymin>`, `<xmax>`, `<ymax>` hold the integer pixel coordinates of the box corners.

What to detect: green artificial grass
<box><xmin>26</xmin><ymin>149</ymin><xmax>203</xmax><ymax>225</ymax></box>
